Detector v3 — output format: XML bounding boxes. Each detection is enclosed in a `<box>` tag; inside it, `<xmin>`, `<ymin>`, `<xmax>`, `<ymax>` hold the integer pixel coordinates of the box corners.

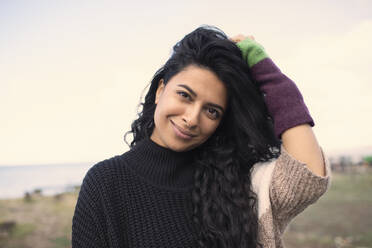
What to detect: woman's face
<box><xmin>151</xmin><ymin>64</ymin><xmax>228</xmax><ymax>152</ymax></box>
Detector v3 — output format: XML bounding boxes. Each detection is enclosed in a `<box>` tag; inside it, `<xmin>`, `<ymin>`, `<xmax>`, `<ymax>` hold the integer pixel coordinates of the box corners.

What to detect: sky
<box><xmin>1</xmin><ymin>0</ymin><xmax>371</xmax><ymax>165</ymax></box>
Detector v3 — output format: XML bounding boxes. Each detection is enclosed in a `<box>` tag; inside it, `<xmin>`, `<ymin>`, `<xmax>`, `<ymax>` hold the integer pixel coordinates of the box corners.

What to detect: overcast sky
<box><xmin>1</xmin><ymin>0</ymin><xmax>371</xmax><ymax>165</ymax></box>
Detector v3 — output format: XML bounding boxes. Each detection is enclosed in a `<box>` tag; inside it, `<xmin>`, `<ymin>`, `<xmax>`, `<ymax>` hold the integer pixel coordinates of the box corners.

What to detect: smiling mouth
<box><xmin>170</xmin><ymin>120</ymin><xmax>197</xmax><ymax>139</ymax></box>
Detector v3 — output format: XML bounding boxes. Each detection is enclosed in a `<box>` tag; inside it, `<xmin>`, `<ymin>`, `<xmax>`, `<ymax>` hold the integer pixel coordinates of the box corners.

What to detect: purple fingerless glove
<box><xmin>237</xmin><ymin>38</ymin><xmax>314</xmax><ymax>138</ymax></box>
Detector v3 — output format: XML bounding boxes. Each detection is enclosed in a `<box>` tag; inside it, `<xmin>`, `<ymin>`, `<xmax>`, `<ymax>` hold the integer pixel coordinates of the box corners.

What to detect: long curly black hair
<box><xmin>125</xmin><ymin>25</ymin><xmax>281</xmax><ymax>248</ymax></box>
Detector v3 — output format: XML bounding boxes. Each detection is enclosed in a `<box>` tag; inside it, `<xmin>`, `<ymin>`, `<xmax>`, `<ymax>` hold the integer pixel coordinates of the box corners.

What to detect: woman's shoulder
<box><xmin>83</xmin><ymin>150</ymin><xmax>134</xmax><ymax>185</ymax></box>
<box><xmin>76</xmin><ymin>150</ymin><xmax>137</xmax><ymax>209</ymax></box>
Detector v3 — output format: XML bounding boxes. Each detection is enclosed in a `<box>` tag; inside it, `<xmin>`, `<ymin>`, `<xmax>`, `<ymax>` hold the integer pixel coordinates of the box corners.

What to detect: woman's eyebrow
<box><xmin>177</xmin><ymin>84</ymin><xmax>225</xmax><ymax>113</ymax></box>
<box><xmin>177</xmin><ymin>84</ymin><xmax>197</xmax><ymax>97</ymax></box>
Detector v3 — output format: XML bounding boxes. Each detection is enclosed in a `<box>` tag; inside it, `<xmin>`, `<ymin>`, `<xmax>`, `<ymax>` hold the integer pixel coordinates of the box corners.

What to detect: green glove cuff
<box><xmin>236</xmin><ymin>38</ymin><xmax>269</xmax><ymax>67</ymax></box>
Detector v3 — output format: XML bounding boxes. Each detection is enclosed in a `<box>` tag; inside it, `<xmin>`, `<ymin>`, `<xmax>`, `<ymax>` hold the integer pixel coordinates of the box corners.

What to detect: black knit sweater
<box><xmin>71</xmin><ymin>137</ymin><xmax>201</xmax><ymax>247</ymax></box>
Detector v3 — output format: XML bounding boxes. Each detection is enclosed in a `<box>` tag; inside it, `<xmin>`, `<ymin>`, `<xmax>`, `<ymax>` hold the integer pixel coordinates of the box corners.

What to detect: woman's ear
<box><xmin>155</xmin><ymin>79</ymin><xmax>165</xmax><ymax>104</ymax></box>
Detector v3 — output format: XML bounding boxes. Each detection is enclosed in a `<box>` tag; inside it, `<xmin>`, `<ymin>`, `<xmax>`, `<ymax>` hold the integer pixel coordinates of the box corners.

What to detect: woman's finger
<box><xmin>247</xmin><ymin>35</ymin><xmax>255</xmax><ymax>41</ymax></box>
<box><xmin>229</xmin><ymin>34</ymin><xmax>246</xmax><ymax>43</ymax></box>
<box><xmin>229</xmin><ymin>34</ymin><xmax>255</xmax><ymax>43</ymax></box>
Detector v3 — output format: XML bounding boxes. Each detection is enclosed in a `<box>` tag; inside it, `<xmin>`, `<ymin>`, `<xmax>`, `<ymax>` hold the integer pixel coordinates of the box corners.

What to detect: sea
<box><xmin>0</xmin><ymin>163</ymin><xmax>93</xmax><ymax>199</ymax></box>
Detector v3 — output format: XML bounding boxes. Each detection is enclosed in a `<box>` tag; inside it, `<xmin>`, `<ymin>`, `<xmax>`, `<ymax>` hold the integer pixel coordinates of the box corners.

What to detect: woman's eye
<box><xmin>177</xmin><ymin>91</ymin><xmax>191</xmax><ymax>99</ymax></box>
<box><xmin>206</xmin><ymin>108</ymin><xmax>220</xmax><ymax>119</ymax></box>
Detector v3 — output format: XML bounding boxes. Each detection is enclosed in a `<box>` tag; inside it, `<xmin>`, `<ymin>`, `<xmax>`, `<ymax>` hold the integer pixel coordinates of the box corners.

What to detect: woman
<box><xmin>72</xmin><ymin>26</ymin><xmax>330</xmax><ymax>248</ymax></box>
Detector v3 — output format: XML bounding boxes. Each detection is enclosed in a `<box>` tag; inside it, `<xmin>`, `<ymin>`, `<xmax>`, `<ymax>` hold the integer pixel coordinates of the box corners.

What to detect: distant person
<box><xmin>72</xmin><ymin>26</ymin><xmax>331</xmax><ymax>248</ymax></box>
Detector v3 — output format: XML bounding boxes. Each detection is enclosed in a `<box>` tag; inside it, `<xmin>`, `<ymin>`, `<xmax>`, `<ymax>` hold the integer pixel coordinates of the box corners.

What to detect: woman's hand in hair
<box><xmin>232</xmin><ymin>34</ymin><xmax>326</xmax><ymax>178</ymax></box>
<box><xmin>232</xmin><ymin>35</ymin><xmax>268</xmax><ymax>68</ymax></box>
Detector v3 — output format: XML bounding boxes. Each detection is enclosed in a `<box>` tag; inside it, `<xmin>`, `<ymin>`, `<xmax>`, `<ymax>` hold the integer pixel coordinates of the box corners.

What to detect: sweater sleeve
<box><xmin>72</xmin><ymin>166</ymin><xmax>107</xmax><ymax>248</ymax></box>
<box><xmin>269</xmin><ymin>145</ymin><xmax>331</xmax><ymax>223</ymax></box>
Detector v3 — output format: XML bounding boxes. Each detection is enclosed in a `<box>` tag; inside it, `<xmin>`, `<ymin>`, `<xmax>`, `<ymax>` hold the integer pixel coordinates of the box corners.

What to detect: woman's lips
<box><xmin>170</xmin><ymin>120</ymin><xmax>196</xmax><ymax>140</ymax></box>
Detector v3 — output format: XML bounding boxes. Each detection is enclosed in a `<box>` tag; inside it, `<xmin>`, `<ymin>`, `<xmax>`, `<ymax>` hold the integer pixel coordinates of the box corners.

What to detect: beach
<box><xmin>0</xmin><ymin>163</ymin><xmax>91</xmax><ymax>199</ymax></box>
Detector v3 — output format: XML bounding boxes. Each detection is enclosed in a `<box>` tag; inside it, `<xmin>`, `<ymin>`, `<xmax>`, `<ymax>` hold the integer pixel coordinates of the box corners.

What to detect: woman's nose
<box><xmin>182</xmin><ymin>105</ymin><xmax>201</xmax><ymax>128</ymax></box>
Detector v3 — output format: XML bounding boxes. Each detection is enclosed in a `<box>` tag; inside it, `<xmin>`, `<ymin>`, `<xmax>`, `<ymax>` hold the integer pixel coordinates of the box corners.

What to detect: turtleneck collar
<box><xmin>124</xmin><ymin>137</ymin><xmax>196</xmax><ymax>191</ymax></box>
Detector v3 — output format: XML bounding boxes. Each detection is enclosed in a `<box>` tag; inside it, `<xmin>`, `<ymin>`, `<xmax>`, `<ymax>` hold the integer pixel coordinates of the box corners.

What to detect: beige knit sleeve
<box><xmin>269</xmin><ymin>145</ymin><xmax>331</xmax><ymax>222</ymax></box>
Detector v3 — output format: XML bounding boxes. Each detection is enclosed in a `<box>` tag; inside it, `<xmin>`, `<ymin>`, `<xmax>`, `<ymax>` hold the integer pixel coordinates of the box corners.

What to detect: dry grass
<box><xmin>0</xmin><ymin>192</ymin><xmax>77</xmax><ymax>248</ymax></box>
<box><xmin>283</xmin><ymin>168</ymin><xmax>372</xmax><ymax>248</ymax></box>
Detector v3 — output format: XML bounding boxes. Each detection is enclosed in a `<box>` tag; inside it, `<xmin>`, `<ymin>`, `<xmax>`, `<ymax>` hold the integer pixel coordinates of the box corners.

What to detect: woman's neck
<box><xmin>124</xmin><ymin>137</ymin><xmax>196</xmax><ymax>190</ymax></box>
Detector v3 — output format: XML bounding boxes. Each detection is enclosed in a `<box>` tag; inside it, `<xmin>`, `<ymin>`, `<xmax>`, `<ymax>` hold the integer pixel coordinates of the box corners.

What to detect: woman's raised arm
<box><xmin>281</xmin><ymin>124</ymin><xmax>325</xmax><ymax>176</ymax></box>
<box><xmin>232</xmin><ymin>35</ymin><xmax>326</xmax><ymax>176</ymax></box>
